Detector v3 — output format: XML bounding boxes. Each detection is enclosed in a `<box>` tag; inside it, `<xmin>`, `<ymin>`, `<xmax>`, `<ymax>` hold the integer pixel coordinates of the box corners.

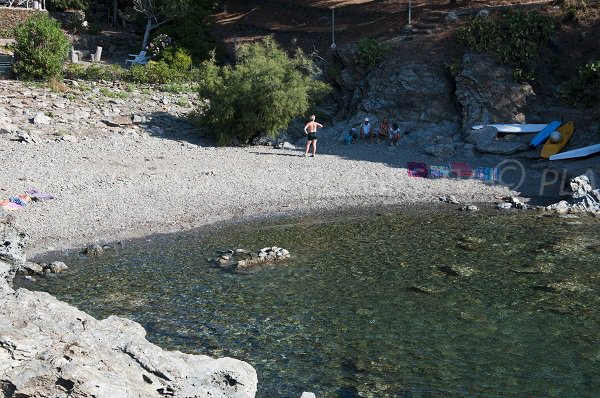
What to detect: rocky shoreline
<box><xmin>1</xmin><ymin>76</ymin><xmax>598</xmax><ymax>397</ymax></box>
<box><xmin>0</xmin><ymin>215</ymin><xmax>259</xmax><ymax>397</ymax></box>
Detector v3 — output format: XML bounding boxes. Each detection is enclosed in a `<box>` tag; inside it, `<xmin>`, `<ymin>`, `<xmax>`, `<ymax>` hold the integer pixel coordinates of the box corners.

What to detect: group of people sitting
<box><xmin>348</xmin><ymin>117</ymin><xmax>403</xmax><ymax>146</ymax></box>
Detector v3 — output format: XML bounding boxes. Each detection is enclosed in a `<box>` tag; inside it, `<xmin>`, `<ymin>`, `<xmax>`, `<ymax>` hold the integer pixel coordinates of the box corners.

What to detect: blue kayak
<box><xmin>529</xmin><ymin>120</ymin><xmax>562</xmax><ymax>147</ymax></box>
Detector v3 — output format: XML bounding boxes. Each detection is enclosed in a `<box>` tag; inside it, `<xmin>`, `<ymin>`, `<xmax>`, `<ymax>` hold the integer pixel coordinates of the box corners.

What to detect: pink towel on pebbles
<box><xmin>1</xmin><ymin>202</ymin><xmax>24</xmax><ymax>211</ymax></box>
<box><xmin>449</xmin><ymin>162</ymin><xmax>473</xmax><ymax>178</ymax></box>
<box><xmin>407</xmin><ymin>162</ymin><xmax>428</xmax><ymax>178</ymax></box>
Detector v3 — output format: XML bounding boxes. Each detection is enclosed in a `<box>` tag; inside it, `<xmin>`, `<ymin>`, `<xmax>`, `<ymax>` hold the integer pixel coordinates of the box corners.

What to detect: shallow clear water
<box><xmin>18</xmin><ymin>208</ymin><xmax>600</xmax><ymax>397</ymax></box>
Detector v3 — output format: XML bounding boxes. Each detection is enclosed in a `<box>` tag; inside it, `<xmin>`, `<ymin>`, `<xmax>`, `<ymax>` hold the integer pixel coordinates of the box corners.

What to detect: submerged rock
<box><xmin>533</xmin><ymin>281</ymin><xmax>592</xmax><ymax>293</ymax></box>
<box><xmin>456</xmin><ymin>236</ymin><xmax>485</xmax><ymax>251</ymax></box>
<box><xmin>214</xmin><ymin>247</ymin><xmax>291</xmax><ymax>269</ymax></box>
<box><xmin>439</xmin><ymin>264</ymin><xmax>476</xmax><ymax>277</ymax></box>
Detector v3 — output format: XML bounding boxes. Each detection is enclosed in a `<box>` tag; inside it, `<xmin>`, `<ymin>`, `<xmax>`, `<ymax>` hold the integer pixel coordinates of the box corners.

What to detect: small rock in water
<box><xmin>84</xmin><ymin>244</ymin><xmax>104</xmax><ymax>256</ymax></box>
<box><xmin>45</xmin><ymin>261</ymin><xmax>68</xmax><ymax>273</ymax></box>
<box><xmin>439</xmin><ymin>195</ymin><xmax>459</xmax><ymax>204</ymax></box>
<box><xmin>439</xmin><ymin>264</ymin><xmax>476</xmax><ymax>277</ymax></box>
<box><xmin>457</xmin><ymin>236</ymin><xmax>484</xmax><ymax>251</ymax></box>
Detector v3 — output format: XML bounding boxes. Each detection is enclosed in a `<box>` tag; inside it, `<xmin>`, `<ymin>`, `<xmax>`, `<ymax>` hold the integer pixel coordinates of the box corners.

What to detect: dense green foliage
<box><xmin>561</xmin><ymin>59</ymin><xmax>600</xmax><ymax>108</ymax></box>
<box><xmin>64</xmin><ymin>58</ymin><xmax>197</xmax><ymax>85</ymax></box>
<box><xmin>0</xmin><ymin>28</ymin><xmax>14</xmax><ymax>39</ymax></box>
<box><xmin>197</xmin><ymin>38</ymin><xmax>330</xmax><ymax>145</ymax></box>
<box><xmin>356</xmin><ymin>38</ymin><xmax>390</xmax><ymax>68</ymax></box>
<box><xmin>560</xmin><ymin>0</ymin><xmax>600</xmax><ymax>22</ymax></box>
<box><xmin>47</xmin><ymin>0</ymin><xmax>88</xmax><ymax>11</ymax></box>
<box><xmin>156</xmin><ymin>1</ymin><xmax>222</xmax><ymax>63</ymax></box>
<box><xmin>457</xmin><ymin>11</ymin><xmax>555</xmax><ymax>81</ymax></box>
<box><xmin>13</xmin><ymin>14</ymin><xmax>70</xmax><ymax>81</ymax></box>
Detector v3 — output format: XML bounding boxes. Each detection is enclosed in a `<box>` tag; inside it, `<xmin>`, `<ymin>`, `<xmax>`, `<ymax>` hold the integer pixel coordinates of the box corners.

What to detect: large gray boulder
<box><xmin>0</xmin><ymin>219</ymin><xmax>258</xmax><ymax>397</ymax></box>
<box><xmin>0</xmin><ymin>290</ymin><xmax>257</xmax><ymax>398</ymax></box>
<box><xmin>456</xmin><ymin>53</ymin><xmax>535</xmax><ymax>133</ymax></box>
<box><xmin>465</xmin><ymin>125</ymin><xmax>528</xmax><ymax>155</ymax></box>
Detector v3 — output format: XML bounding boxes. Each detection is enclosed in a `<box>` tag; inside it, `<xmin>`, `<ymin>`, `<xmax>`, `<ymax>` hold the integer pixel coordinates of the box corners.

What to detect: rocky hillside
<box><xmin>211</xmin><ymin>0</ymin><xmax>600</xmax><ymax>146</ymax></box>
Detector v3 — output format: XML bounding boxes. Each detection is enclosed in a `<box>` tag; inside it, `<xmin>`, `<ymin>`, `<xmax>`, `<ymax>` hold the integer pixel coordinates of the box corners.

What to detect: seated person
<box><xmin>359</xmin><ymin>118</ymin><xmax>372</xmax><ymax>143</ymax></box>
<box><xmin>389</xmin><ymin>123</ymin><xmax>402</xmax><ymax>146</ymax></box>
<box><xmin>377</xmin><ymin>118</ymin><xmax>390</xmax><ymax>143</ymax></box>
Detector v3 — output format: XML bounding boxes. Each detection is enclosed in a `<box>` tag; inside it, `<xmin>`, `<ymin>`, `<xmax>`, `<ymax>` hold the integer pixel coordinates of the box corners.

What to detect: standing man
<box><xmin>304</xmin><ymin>114</ymin><xmax>323</xmax><ymax>157</ymax></box>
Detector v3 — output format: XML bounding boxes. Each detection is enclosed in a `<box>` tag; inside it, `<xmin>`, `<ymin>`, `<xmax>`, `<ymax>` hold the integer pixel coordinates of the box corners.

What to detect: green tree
<box><xmin>13</xmin><ymin>14</ymin><xmax>70</xmax><ymax>81</ymax></box>
<box><xmin>197</xmin><ymin>38</ymin><xmax>330</xmax><ymax>145</ymax></box>
<box><xmin>133</xmin><ymin>0</ymin><xmax>216</xmax><ymax>50</ymax></box>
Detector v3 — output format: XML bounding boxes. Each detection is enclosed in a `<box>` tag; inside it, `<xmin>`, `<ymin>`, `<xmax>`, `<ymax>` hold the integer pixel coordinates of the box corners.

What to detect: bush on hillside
<box><xmin>13</xmin><ymin>14</ymin><xmax>70</xmax><ymax>81</ymax></box>
<box><xmin>561</xmin><ymin>59</ymin><xmax>600</xmax><ymax>108</ymax></box>
<box><xmin>47</xmin><ymin>0</ymin><xmax>88</xmax><ymax>11</ymax></box>
<box><xmin>356</xmin><ymin>38</ymin><xmax>391</xmax><ymax>68</ymax></box>
<box><xmin>197</xmin><ymin>37</ymin><xmax>330</xmax><ymax>145</ymax></box>
<box><xmin>157</xmin><ymin>1</ymin><xmax>224</xmax><ymax>63</ymax></box>
<box><xmin>457</xmin><ymin>11</ymin><xmax>555</xmax><ymax>81</ymax></box>
<box><xmin>560</xmin><ymin>0</ymin><xmax>599</xmax><ymax>23</ymax></box>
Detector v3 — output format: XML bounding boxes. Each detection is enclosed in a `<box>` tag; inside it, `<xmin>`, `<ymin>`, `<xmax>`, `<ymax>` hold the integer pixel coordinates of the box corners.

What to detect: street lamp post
<box><xmin>408</xmin><ymin>0</ymin><xmax>412</xmax><ymax>27</ymax></box>
<box><xmin>330</xmin><ymin>6</ymin><xmax>336</xmax><ymax>49</ymax></box>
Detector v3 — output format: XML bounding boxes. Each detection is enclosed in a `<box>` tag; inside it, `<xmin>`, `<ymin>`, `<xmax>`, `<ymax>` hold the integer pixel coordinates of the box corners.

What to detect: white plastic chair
<box><xmin>125</xmin><ymin>51</ymin><xmax>149</xmax><ymax>66</ymax></box>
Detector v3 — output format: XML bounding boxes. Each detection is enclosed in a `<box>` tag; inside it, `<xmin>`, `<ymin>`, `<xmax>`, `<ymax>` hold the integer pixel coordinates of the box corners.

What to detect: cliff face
<box><xmin>0</xmin><ymin>214</ymin><xmax>258</xmax><ymax>398</ymax></box>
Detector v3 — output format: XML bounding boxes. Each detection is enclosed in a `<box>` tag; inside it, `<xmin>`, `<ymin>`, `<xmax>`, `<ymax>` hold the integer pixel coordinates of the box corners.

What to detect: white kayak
<box><xmin>471</xmin><ymin>124</ymin><xmax>548</xmax><ymax>133</ymax></box>
<box><xmin>549</xmin><ymin>143</ymin><xmax>600</xmax><ymax>160</ymax></box>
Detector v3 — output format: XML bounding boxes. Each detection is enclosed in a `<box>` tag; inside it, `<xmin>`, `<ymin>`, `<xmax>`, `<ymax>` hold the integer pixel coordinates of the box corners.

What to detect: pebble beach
<box><xmin>0</xmin><ymin>80</ymin><xmax>517</xmax><ymax>257</ymax></box>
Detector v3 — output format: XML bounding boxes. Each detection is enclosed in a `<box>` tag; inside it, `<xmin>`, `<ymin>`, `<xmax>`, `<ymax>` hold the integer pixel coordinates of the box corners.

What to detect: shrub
<box><xmin>0</xmin><ymin>28</ymin><xmax>15</xmax><ymax>39</ymax></box>
<box><xmin>560</xmin><ymin>0</ymin><xmax>599</xmax><ymax>23</ymax></box>
<box><xmin>157</xmin><ymin>2</ymin><xmax>223</xmax><ymax>63</ymax></box>
<box><xmin>457</xmin><ymin>11</ymin><xmax>555</xmax><ymax>81</ymax></box>
<box><xmin>147</xmin><ymin>34</ymin><xmax>173</xmax><ymax>59</ymax></box>
<box><xmin>197</xmin><ymin>37</ymin><xmax>330</xmax><ymax>145</ymax></box>
<box><xmin>356</xmin><ymin>38</ymin><xmax>391</xmax><ymax>68</ymax></box>
<box><xmin>129</xmin><ymin>61</ymin><xmax>182</xmax><ymax>84</ymax></box>
<box><xmin>13</xmin><ymin>14</ymin><xmax>70</xmax><ymax>81</ymax></box>
<box><xmin>161</xmin><ymin>47</ymin><xmax>193</xmax><ymax>72</ymax></box>
<box><xmin>47</xmin><ymin>0</ymin><xmax>88</xmax><ymax>11</ymax></box>
<box><xmin>61</xmin><ymin>13</ymin><xmax>86</xmax><ymax>33</ymax></box>
<box><xmin>561</xmin><ymin>59</ymin><xmax>600</xmax><ymax>108</ymax></box>
<box><xmin>444</xmin><ymin>58</ymin><xmax>463</xmax><ymax>77</ymax></box>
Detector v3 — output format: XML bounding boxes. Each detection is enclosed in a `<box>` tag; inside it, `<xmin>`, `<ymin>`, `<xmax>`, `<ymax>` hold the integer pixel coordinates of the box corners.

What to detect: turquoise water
<box><xmin>18</xmin><ymin>208</ymin><xmax>600</xmax><ymax>397</ymax></box>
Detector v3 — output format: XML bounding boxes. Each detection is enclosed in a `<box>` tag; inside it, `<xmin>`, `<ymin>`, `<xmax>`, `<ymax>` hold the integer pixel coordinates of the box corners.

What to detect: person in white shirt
<box><xmin>359</xmin><ymin>117</ymin><xmax>372</xmax><ymax>143</ymax></box>
<box><xmin>389</xmin><ymin>122</ymin><xmax>402</xmax><ymax>146</ymax></box>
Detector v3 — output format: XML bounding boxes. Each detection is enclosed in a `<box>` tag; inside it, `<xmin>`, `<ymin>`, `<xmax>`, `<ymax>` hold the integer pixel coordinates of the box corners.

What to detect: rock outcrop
<box><xmin>546</xmin><ymin>174</ymin><xmax>600</xmax><ymax>214</ymax></box>
<box><xmin>333</xmin><ymin>46</ymin><xmax>460</xmax><ymax>135</ymax></box>
<box><xmin>456</xmin><ymin>53</ymin><xmax>535</xmax><ymax>134</ymax></box>
<box><xmin>0</xmin><ymin>218</ymin><xmax>258</xmax><ymax>398</ymax></box>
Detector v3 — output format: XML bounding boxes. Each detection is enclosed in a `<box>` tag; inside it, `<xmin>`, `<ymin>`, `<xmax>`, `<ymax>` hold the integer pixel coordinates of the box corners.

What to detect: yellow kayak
<box><xmin>540</xmin><ymin>121</ymin><xmax>575</xmax><ymax>159</ymax></box>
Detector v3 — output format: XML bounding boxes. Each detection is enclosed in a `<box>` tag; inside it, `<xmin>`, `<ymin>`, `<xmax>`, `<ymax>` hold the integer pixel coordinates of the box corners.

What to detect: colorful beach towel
<box><xmin>0</xmin><ymin>199</ymin><xmax>24</xmax><ymax>211</ymax></box>
<box><xmin>474</xmin><ymin>167</ymin><xmax>498</xmax><ymax>182</ymax></box>
<box><xmin>407</xmin><ymin>162</ymin><xmax>428</xmax><ymax>178</ymax></box>
<box><xmin>449</xmin><ymin>162</ymin><xmax>473</xmax><ymax>178</ymax></box>
<box><xmin>26</xmin><ymin>188</ymin><xmax>54</xmax><ymax>201</ymax></box>
<box><xmin>429</xmin><ymin>165</ymin><xmax>451</xmax><ymax>179</ymax></box>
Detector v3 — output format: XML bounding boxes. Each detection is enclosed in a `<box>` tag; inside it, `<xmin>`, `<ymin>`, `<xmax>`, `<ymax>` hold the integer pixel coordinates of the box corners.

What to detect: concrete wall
<box><xmin>0</xmin><ymin>8</ymin><xmax>46</xmax><ymax>32</ymax></box>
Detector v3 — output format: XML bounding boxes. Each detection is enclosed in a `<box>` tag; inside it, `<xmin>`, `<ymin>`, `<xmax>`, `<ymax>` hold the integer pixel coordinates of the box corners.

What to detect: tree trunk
<box><xmin>113</xmin><ymin>0</ymin><xmax>118</xmax><ymax>27</ymax></box>
<box><xmin>142</xmin><ymin>17</ymin><xmax>152</xmax><ymax>50</ymax></box>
